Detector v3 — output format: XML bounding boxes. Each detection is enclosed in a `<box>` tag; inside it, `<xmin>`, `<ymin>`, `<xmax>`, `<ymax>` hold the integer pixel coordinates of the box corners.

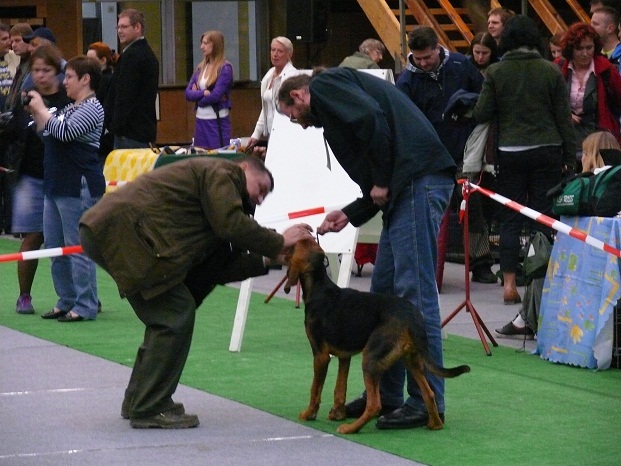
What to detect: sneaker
<box><xmin>16</xmin><ymin>293</ymin><xmax>35</xmax><ymax>314</ymax></box>
<box><xmin>130</xmin><ymin>411</ymin><xmax>199</xmax><ymax>429</ymax></box>
<box><xmin>495</xmin><ymin>321</ymin><xmax>534</xmax><ymax>340</ymax></box>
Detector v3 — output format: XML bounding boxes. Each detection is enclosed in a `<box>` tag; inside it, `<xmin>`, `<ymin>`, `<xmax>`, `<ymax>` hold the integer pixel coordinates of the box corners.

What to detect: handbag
<box><xmin>522</xmin><ymin>231</ymin><xmax>552</xmax><ymax>285</ymax></box>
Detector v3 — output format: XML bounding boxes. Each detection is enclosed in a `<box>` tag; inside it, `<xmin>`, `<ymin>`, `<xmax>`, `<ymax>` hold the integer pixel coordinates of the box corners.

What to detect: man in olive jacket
<box><xmin>79</xmin><ymin>155</ymin><xmax>312</xmax><ymax>428</ymax></box>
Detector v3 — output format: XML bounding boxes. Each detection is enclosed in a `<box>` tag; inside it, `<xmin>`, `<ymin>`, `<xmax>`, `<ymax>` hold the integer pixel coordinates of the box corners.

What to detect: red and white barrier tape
<box><xmin>258</xmin><ymin>204</ymin><xmax>346</xmax><ymax>225</ymax></box>
<box><xmin>0</xmin><ymin>204</ymin><xmax>348</xmax><ymax>262</ymax></box>
<box><xmin>2</xmin><ymin>184</ymin><xmax>619</xmax><ymax>262</ymax></box>
<box><xmin>0</xmin><ymin>245</ymin><xmax>83</xmax><ymax>263</ymax></box>
<box><xmin>106</xmin><ymin>180</ymin><xmax>128</xmax><ymax>187</ymax></box>
<box><xmin>468</xmin><ymin>181</ymin><xmax>621</xmax><ymax>258</ymax></box>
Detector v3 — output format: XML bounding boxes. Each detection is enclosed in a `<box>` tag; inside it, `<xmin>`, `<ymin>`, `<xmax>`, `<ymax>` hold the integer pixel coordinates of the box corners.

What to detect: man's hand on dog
<box><xmin>317</xmin><ymin>210</ymin><xmax>349</xmax><ymax>234</ymax></box>
<box><xmin>281</xmin><ymin>223</ymin><xmax>314</xmax><ymax>249</ymax></box>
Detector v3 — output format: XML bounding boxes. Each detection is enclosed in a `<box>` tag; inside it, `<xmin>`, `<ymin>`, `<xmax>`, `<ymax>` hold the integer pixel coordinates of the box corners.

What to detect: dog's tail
<box><xmin>424</xmin><ymin>360</ymin><xmax>471</xmax><ymax>379</ymax></box>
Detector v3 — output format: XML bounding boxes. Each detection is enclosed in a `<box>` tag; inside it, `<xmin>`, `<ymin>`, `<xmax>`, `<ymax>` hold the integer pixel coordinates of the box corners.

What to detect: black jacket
<box><xmin>309</xmin><ymin>68</ymin><xmax>455</xmax><ymax>227</ymax></box>
<box><xmin>107</xmin><ymin>38</ymin><xmax>159</xmax><ymax>144</ymax></box>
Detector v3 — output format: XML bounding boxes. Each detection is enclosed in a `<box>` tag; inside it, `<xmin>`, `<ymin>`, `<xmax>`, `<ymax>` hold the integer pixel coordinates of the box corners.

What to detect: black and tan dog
<box><xmin>284</xmin><ymin>238</ymin><xmax>470</xmax><ymax>434</ymax></box>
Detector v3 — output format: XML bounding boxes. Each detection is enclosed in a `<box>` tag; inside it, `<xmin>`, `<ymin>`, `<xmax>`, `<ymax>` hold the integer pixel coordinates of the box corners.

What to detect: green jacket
<box><xmin>473</xmin><ymin>48</ymin><xmax>576</xmax><ymax>166</ymax></box>
<box><xmin>338</xmin><ymin>52</ymin><xmax>379</xmax><ymax>70</ymax></box>
<box><xmin>80</xmin><ymin>157</ymin><xmax>283</xmax><ymax>299</ymax></box>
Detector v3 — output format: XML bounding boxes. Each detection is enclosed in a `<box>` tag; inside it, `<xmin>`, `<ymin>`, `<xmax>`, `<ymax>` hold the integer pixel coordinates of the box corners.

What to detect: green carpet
<box><xmin>1</xmin><ymin>237</ymin><xmax>620</xmax><ymax>466</ymax></box>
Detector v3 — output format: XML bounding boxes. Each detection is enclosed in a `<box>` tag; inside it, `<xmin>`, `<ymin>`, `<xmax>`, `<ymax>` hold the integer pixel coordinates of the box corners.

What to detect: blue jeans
<box><xmin>44</xmin><ymin>178</ymin><xmax>100</xmax><ymax>319</ymax></box>
<box><xmin>371</xmin><ymin>172</ymin><xmax>453</xmax><ymax>413</ymax></box>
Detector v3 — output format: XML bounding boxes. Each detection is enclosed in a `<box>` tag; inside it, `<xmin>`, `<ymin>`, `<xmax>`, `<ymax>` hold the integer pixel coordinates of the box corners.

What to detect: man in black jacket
<box><xmin>107</xmin><ymin>9</ymin><xmax>159</xmax><ymax>149</ymax></box>
<box><xmin>278</xmin><ymin>68</ymin><xmax>456</xmax><ymax>430</ymax></box>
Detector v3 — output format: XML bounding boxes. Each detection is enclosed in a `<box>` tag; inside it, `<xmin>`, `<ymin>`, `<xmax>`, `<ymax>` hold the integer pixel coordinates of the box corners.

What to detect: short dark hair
<box><xmin>498</xmin><ymin>15</ymin><xmax>543</xmax><ymax>55</ymax></box>
<box><xmin>487</xmin><ymin>7</ymin><xmax>516</xmax><ymax>23</ymax></box>
<box><xmin>29</xmin><ymin>44</ymin><xmax>63</xmax><ymax>74</ymax></box>
<box><xmin>590</xmin><ymin>0</ymin><xmax>617</xmax><ymax>8</ymax></box>
<box><xmin>235</xmin><ymin>155</ymin><xmax>275</xmax><ymax>192</ymax></box>
<box><xmin>408</xmin><ymin>27</ymin><xmax>439</xmax><ymax>51</ymax></box>
<box><xmin>9</xmin><ymin>22</ymin><xmax>33</xmax><ymax>38</ymax></box>
<box><xmin>66</xmin><ymin>55</ymin><xmax>102</xmax><ymax>92</ymax></box>
<box><xmin>0</xmin><ymin>23</ymin><xmax>10</xmax><ymax>35</ymax></box>
<box><xmin>277</xmin><ymin>73</ymin><xmax>311</xmax><ymax>108</ymax></box>
<box><xmin>119</xmin><ymin>8</ymin><xmax>146</xmax><ymax>33</ymax></box>
<box><xmin>593</xmin><ymin>6</ymin><xmax>620</xmax><ymax>29</ymax></box>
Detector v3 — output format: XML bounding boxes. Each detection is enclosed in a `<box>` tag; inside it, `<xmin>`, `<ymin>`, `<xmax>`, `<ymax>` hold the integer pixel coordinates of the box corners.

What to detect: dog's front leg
<box><xmin>328</xmin><ymin>357</ymin><xmax>350</xmax><ymax>420</ymax></box>
<box><xmin>299</xmin><ymin>351</ymin><xmax>331</xmax><ymax>421</ymax></box>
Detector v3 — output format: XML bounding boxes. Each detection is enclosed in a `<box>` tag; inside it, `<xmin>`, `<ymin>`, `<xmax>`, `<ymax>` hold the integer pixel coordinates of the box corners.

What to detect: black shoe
<box><xmin>130</xmin><ymin>410</ymin><xmax>199</xmax><ymax>429</ymax></box>
<box><xmin>344</xmin><ymin>396</ymin><xmax>400</xmax><ymax>418</ymax></box>
<box><xmin>375</xmin><ymin>404</ymin><xmax>444</xmax><ymax>430</ymax></box>
<box><xmin>57</xmin><ymin>312</ymin><xmax>85</xmax><ymax>322</ymax></box>
<box><xmin>471</xmin><ymin>265</ymin><xmax>498</xmax><ymax>284</ymax></box>
<box><xmin>122</xmin><ymin>399</ymin><xmax>185</xmax><ymax>419</ymax></box>
<box><xmin>41</xmin><ymin>308</ymin><xmax>68</xmax><ymax>320</ymax></box>
<box><xmin>495</xmin><ymin>321</ymin><xmax>534</xmax><ymax>340</ymax></box>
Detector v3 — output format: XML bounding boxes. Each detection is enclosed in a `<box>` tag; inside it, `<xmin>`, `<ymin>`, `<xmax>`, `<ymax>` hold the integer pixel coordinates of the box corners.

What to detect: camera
<box><xmin>21</xmin><ymin>94</ymin><xmax>32</xmax><ymax>106</ymax></box>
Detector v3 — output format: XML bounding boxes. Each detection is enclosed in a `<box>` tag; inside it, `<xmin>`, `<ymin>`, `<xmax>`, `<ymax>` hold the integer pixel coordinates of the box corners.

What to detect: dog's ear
<box><xmin>283</xmin><ymin>266</ymin><xmax>299</xmax><ymax>294</ymax></box>
<box><xmin>283</xmin><ymin>244</ymin><xmax>300</xmax><ymax>294</ymax></box>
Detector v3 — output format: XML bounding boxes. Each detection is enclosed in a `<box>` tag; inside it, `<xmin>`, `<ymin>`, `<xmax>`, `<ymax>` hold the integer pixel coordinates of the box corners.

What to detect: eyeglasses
<box><xmin>117</xmin><ymin>24</ymin><xmax>132</xmax><ymax>30</ymax></box>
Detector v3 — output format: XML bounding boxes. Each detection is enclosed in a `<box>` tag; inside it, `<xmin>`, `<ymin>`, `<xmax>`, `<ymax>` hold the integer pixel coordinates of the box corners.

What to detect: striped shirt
<box><xmin>45</xmin><ymin>96</ymin><xmax>103</xmax><ymax>147</ymax></box>
<box><xmin>42</xmin><ymin>96</ymin><xmax>106</xmax><ymax>198</ymax></box>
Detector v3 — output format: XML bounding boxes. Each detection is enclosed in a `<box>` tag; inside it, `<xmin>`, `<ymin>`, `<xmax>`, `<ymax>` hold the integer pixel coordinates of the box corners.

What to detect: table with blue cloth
<box><xmin>536</xmin><ymin>216</ymin><xmax>621</xmax><ymax>370</ymax></box>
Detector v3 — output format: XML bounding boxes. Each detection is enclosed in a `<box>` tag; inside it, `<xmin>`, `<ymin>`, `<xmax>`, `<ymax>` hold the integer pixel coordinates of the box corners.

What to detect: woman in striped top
<box><xmin>25</xmin><ymin>55</ymin><xmax>105</xmax><ymax>322</ymax></box>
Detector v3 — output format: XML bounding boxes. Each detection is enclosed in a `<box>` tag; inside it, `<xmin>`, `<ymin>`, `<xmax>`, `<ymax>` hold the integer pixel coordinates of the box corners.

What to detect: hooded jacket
<box><xmin>396</xmin><ymin>47</ymin><xmax>483</xmax><ymax>163</ymax></box>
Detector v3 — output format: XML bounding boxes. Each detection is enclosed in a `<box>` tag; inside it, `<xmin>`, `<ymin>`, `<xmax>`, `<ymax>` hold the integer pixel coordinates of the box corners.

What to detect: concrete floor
<box><xmin>1</xmin><ymin>251</ymin><xmax>531</xmax><ymax>466</ymax></box>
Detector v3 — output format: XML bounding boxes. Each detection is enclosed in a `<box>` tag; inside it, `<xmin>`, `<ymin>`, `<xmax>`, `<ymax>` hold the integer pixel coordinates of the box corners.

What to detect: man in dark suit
<box><xmin>107</xmin><ymin>9</ymin><xmax>159</xmax><ymax>149</ymax></box>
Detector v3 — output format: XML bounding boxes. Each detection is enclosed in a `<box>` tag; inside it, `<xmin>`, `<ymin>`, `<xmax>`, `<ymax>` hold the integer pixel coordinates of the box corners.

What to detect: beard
<box><xmin>297</xmin><ymin>106</ymin><xmax>322</xmax><ymax>128</ymax></box>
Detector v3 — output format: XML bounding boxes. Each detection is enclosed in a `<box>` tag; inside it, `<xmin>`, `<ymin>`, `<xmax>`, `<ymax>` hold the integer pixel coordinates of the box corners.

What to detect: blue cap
<box><xmin>23</xmin><ymin>27</ymin><xmax>56</xmax><ymax>44</ymax></box>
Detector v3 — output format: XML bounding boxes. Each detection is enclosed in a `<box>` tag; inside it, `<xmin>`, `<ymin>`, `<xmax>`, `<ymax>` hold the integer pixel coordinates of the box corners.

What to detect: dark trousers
<box><xmin>125</xmin><ymin>284</ymin><xmax>196</xmax><ymax>418</ymax></box>
<box><xmin>495</xmin><ymin>146</ymin><xmax>562</xmax><ymax>273</ymax></box>
<box><xmin>79</xmin><ymin>225</ymin><xmax>219</xmax><ymax>418</ymax></box>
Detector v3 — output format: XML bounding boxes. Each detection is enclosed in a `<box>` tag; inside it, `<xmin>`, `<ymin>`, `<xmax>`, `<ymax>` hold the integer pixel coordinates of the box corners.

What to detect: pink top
<box><xmin>568</xmin><ymin>60</ymin><xmax>595</xmax><ymax>115</ymax></box>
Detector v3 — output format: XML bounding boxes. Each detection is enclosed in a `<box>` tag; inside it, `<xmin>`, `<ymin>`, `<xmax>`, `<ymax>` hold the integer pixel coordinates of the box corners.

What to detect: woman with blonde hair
<box><xmin>581</xmin><ymin>130</ymin><xmax>621</xmax><ymax>172</ymax></box>
<box><xmin>185</xmin><ymin>30</ymin><xmax>233</xmax><ymax>149</ymax></box>
<box><xmin>247</xmin><ymin>36</ymin><xmax>297</xmax><ymax>157</ymax></box>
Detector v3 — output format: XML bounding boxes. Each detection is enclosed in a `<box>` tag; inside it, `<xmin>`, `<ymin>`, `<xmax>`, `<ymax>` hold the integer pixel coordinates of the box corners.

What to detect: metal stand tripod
<box><xmin>441</xmin><ymin>180</ymin><xmax>498</xmax><ymax>356</ymax></box>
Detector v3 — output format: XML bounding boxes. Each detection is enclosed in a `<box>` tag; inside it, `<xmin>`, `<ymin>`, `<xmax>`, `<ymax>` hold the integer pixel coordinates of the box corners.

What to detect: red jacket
<box><xmin>561</xmin><ymin>55</ymin><xmax>621</xmax><ymax>143</ymax></box>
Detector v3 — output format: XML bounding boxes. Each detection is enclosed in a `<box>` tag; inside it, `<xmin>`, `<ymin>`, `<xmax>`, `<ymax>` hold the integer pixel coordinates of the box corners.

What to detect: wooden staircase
<box><xmin>356</xmin><ymin>0</ymin><xmax>590</xmax><ymax>64</ymax></box>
